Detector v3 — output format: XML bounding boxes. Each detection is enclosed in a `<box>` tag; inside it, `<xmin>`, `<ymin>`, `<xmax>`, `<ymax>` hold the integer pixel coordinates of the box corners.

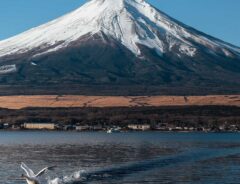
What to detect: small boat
<box><xmin>107</xmin><ymin>127</ymin><xmax>121</xmax><ymax>133</ymax></box>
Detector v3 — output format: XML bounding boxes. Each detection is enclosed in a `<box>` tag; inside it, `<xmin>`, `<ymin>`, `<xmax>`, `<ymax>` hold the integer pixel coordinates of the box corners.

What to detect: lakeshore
<box><xmin>0</xmin><ymin>95</ymin><xmax>239</xmax><ymax>133</ymax></box>
<box><xmin>0</xmin><ymin>105</ymin><xmax>239</xmax><ymax>133</ymax></box>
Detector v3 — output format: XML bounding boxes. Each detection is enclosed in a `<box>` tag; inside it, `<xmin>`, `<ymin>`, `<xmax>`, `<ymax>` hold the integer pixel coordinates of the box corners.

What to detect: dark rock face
<box><xmin>0</xmin><ymin>35</ymin><xmax>239</xmax><ymax>95</ymax></box>
<box><xmin>0</xmin><ymin>32</ymin><xmax>240</xmax><ymax>95</ymax></box>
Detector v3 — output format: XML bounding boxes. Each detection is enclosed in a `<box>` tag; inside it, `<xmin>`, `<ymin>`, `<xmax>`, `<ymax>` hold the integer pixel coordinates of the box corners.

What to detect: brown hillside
<box><xmin>0</xmin><ymin>95</ymin><xmax>239</xmax><ymax>109</ymax></box>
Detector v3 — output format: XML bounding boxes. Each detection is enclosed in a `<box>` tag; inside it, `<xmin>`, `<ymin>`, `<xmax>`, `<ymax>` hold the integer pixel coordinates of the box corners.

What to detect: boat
<box><xmin>107</xmin><ymin>127</ymin><xmax>121</xmax><ymax>133</ymax></box>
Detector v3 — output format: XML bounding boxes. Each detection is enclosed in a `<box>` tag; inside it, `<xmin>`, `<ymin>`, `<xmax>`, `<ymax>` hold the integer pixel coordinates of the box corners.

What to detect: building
<box><xmin>128</xmin><ymin>124</ymin><xmax>151</xmax><ymax>131</ymax></box>
<box><xmin>92</xmin><ymin>125</ymin><xmax>103</xmax><ymax>131</ymax></box>
<box><xmin>3</xmin><ymin>123</ymin><xmax>10</xmax><ymax>129</ymax></box>
<box><xmin>76</xmin><ymin>125</ymin><xmax>91</xmax><ymax>131</ymax></box>
<box><xmin>63</xmin><ymin>125</ymin><xmax>76</xmax><ymax>131</ymax></box>
<box><xmin>154</xmin><ymin>123</ymin><xmax>168</xmax><ymax>131</ymax></box>
<box><xmin>11</xmin><ymin>124</ymin><xmax>21</xmax><ymax>130</ymax></box>
<box><xmin>24</xmin><ymin>123</ymin><xmax>55</xmax><ymax>130</ymax></box>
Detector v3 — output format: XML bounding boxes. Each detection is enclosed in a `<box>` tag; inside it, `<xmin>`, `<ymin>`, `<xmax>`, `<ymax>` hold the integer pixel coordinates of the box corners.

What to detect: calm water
<box><xmin>1</xmin><ymin>131</ymin><xmax>240</xmax><ymax>184</ymax></box>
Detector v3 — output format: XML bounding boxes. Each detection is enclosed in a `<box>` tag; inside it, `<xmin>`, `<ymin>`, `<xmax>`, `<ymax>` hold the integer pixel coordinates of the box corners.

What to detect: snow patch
<box><xmin>31</xmin><ymin>62</ymin><xmax>38</xmax><ymax>66</ymax></box>
<box><xmin>179</xmin><ymin>45</ymin><xmax>196</xmax><ymax>57</ymax></box>
<box><xmin>0</xmin><ymin>64</ymin><xmax>17</xmax><ymax>74</ymax></box>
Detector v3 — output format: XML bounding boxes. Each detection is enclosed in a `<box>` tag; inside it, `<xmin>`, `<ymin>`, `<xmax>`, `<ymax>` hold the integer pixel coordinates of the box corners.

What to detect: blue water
<box><xmin>0</xmin><ymin>131</ymin><xmax>240</xmax><ymax>184</ymax></box>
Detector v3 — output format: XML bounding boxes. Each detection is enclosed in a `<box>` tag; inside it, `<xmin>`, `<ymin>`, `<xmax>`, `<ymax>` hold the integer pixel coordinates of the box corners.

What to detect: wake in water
<box><xmin>48</xmin><ymin>170</ymin><xmax>86</xmax><ymax>184</ymax></box>
<box><xmin>47</xmin><ymin>146</ymin><xmax>240</xmax><ymax>184</ymax></box>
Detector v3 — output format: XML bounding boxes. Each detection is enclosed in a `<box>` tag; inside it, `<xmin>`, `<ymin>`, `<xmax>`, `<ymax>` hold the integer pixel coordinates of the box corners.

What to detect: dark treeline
<box><xmin>0</xmin><ymin>106</ymin><xmax>239</xmax><ymax>129</ymax></box>
<box><xmin>0</xmin><ymin>85</ymin><xmax>240</xmax><ymax>96</ymax></box>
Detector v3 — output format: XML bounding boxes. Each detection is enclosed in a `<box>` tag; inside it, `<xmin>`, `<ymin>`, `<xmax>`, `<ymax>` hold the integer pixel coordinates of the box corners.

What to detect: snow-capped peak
<box><xmin>0</xmin><ymin>0</ymin><xmax>239</xmax><ymax>58</ymax></box>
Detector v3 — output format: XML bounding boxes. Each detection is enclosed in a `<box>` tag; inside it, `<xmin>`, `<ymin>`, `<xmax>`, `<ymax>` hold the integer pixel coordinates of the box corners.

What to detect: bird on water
<box><xmin>21</xmin><ymin>162</ymin><xmax>56</xmax><ymax>184</ymax></box>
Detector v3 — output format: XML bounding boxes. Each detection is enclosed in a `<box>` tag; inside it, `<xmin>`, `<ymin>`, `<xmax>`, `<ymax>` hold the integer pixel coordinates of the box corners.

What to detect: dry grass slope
<box><xmin>0</xmin><ymin>95</ymin><xmax>239</xmax><ymax>109</ymax></box>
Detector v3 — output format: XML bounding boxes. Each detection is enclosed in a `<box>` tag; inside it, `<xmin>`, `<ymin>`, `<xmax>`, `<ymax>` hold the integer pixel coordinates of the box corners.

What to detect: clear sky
<box><xmin>0</xmin><ymin>0</ymin><xmax>239</xmax><ymax>47</ymax></box>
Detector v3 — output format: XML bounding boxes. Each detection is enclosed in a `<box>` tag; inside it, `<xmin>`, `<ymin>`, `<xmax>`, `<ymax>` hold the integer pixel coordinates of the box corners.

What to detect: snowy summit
<box><xmin>0</xmin><ymin>0</ymin><xmax>239</xmax><ymax>58</ymax></box>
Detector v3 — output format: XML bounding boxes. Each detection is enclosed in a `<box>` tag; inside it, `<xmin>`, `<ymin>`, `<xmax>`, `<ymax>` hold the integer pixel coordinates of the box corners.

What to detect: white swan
<box><xmin>21</xmin><ymin>162</ymin><xmax>56</xmax><ymax>184</ymax></box>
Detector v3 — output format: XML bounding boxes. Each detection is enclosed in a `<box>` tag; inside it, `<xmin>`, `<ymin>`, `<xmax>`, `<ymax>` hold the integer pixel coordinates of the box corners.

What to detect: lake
<box><xmin>1</xmin><ymin>131</ymin><xmax>240</xmax><ymax>184</ymax></box>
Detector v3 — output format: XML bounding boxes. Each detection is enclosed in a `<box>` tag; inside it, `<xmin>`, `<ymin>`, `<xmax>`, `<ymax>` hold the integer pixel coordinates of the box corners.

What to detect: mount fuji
<box><xmin>0</xmin><ymin>0</ymin><xmax>239</xmax><ymax>95</ymax></box>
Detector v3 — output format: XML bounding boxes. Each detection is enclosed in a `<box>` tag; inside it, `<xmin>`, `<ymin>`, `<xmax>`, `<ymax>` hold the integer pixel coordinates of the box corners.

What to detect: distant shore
<box><xmin>1</xmin><ymin>129</ymin><xmax>240</xmax><ymax>133</ymax></box>
<box><xmin>0</xmin><ymin>105</ymin><xmax>239</xmax><ymax>133</ymax></box>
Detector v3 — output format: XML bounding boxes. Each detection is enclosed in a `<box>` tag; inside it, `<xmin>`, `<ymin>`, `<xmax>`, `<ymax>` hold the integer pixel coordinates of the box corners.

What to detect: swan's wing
<box><xmin>20</xmin><ymin>163</ymin><xmax>35</xmax><ymax>177</ymax></box>
<box><xmin>35</xmin><ymin>166</ymin><xmax>56</xmax><ymax>177</ymax></box>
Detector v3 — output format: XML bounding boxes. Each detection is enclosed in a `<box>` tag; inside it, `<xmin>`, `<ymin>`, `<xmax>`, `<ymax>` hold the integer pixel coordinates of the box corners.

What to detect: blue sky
<box><xmin>0</xmin><ymin>0</ymin><xmax>239</xmax><ymax>46</ymax></box>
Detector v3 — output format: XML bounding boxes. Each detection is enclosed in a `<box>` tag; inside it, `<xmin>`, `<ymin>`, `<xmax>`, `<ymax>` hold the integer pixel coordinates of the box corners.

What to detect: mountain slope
<box><xmin>0</xmin><ymin>0</ymin><xmax>239</xmax><ymax>95</ymax></box>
